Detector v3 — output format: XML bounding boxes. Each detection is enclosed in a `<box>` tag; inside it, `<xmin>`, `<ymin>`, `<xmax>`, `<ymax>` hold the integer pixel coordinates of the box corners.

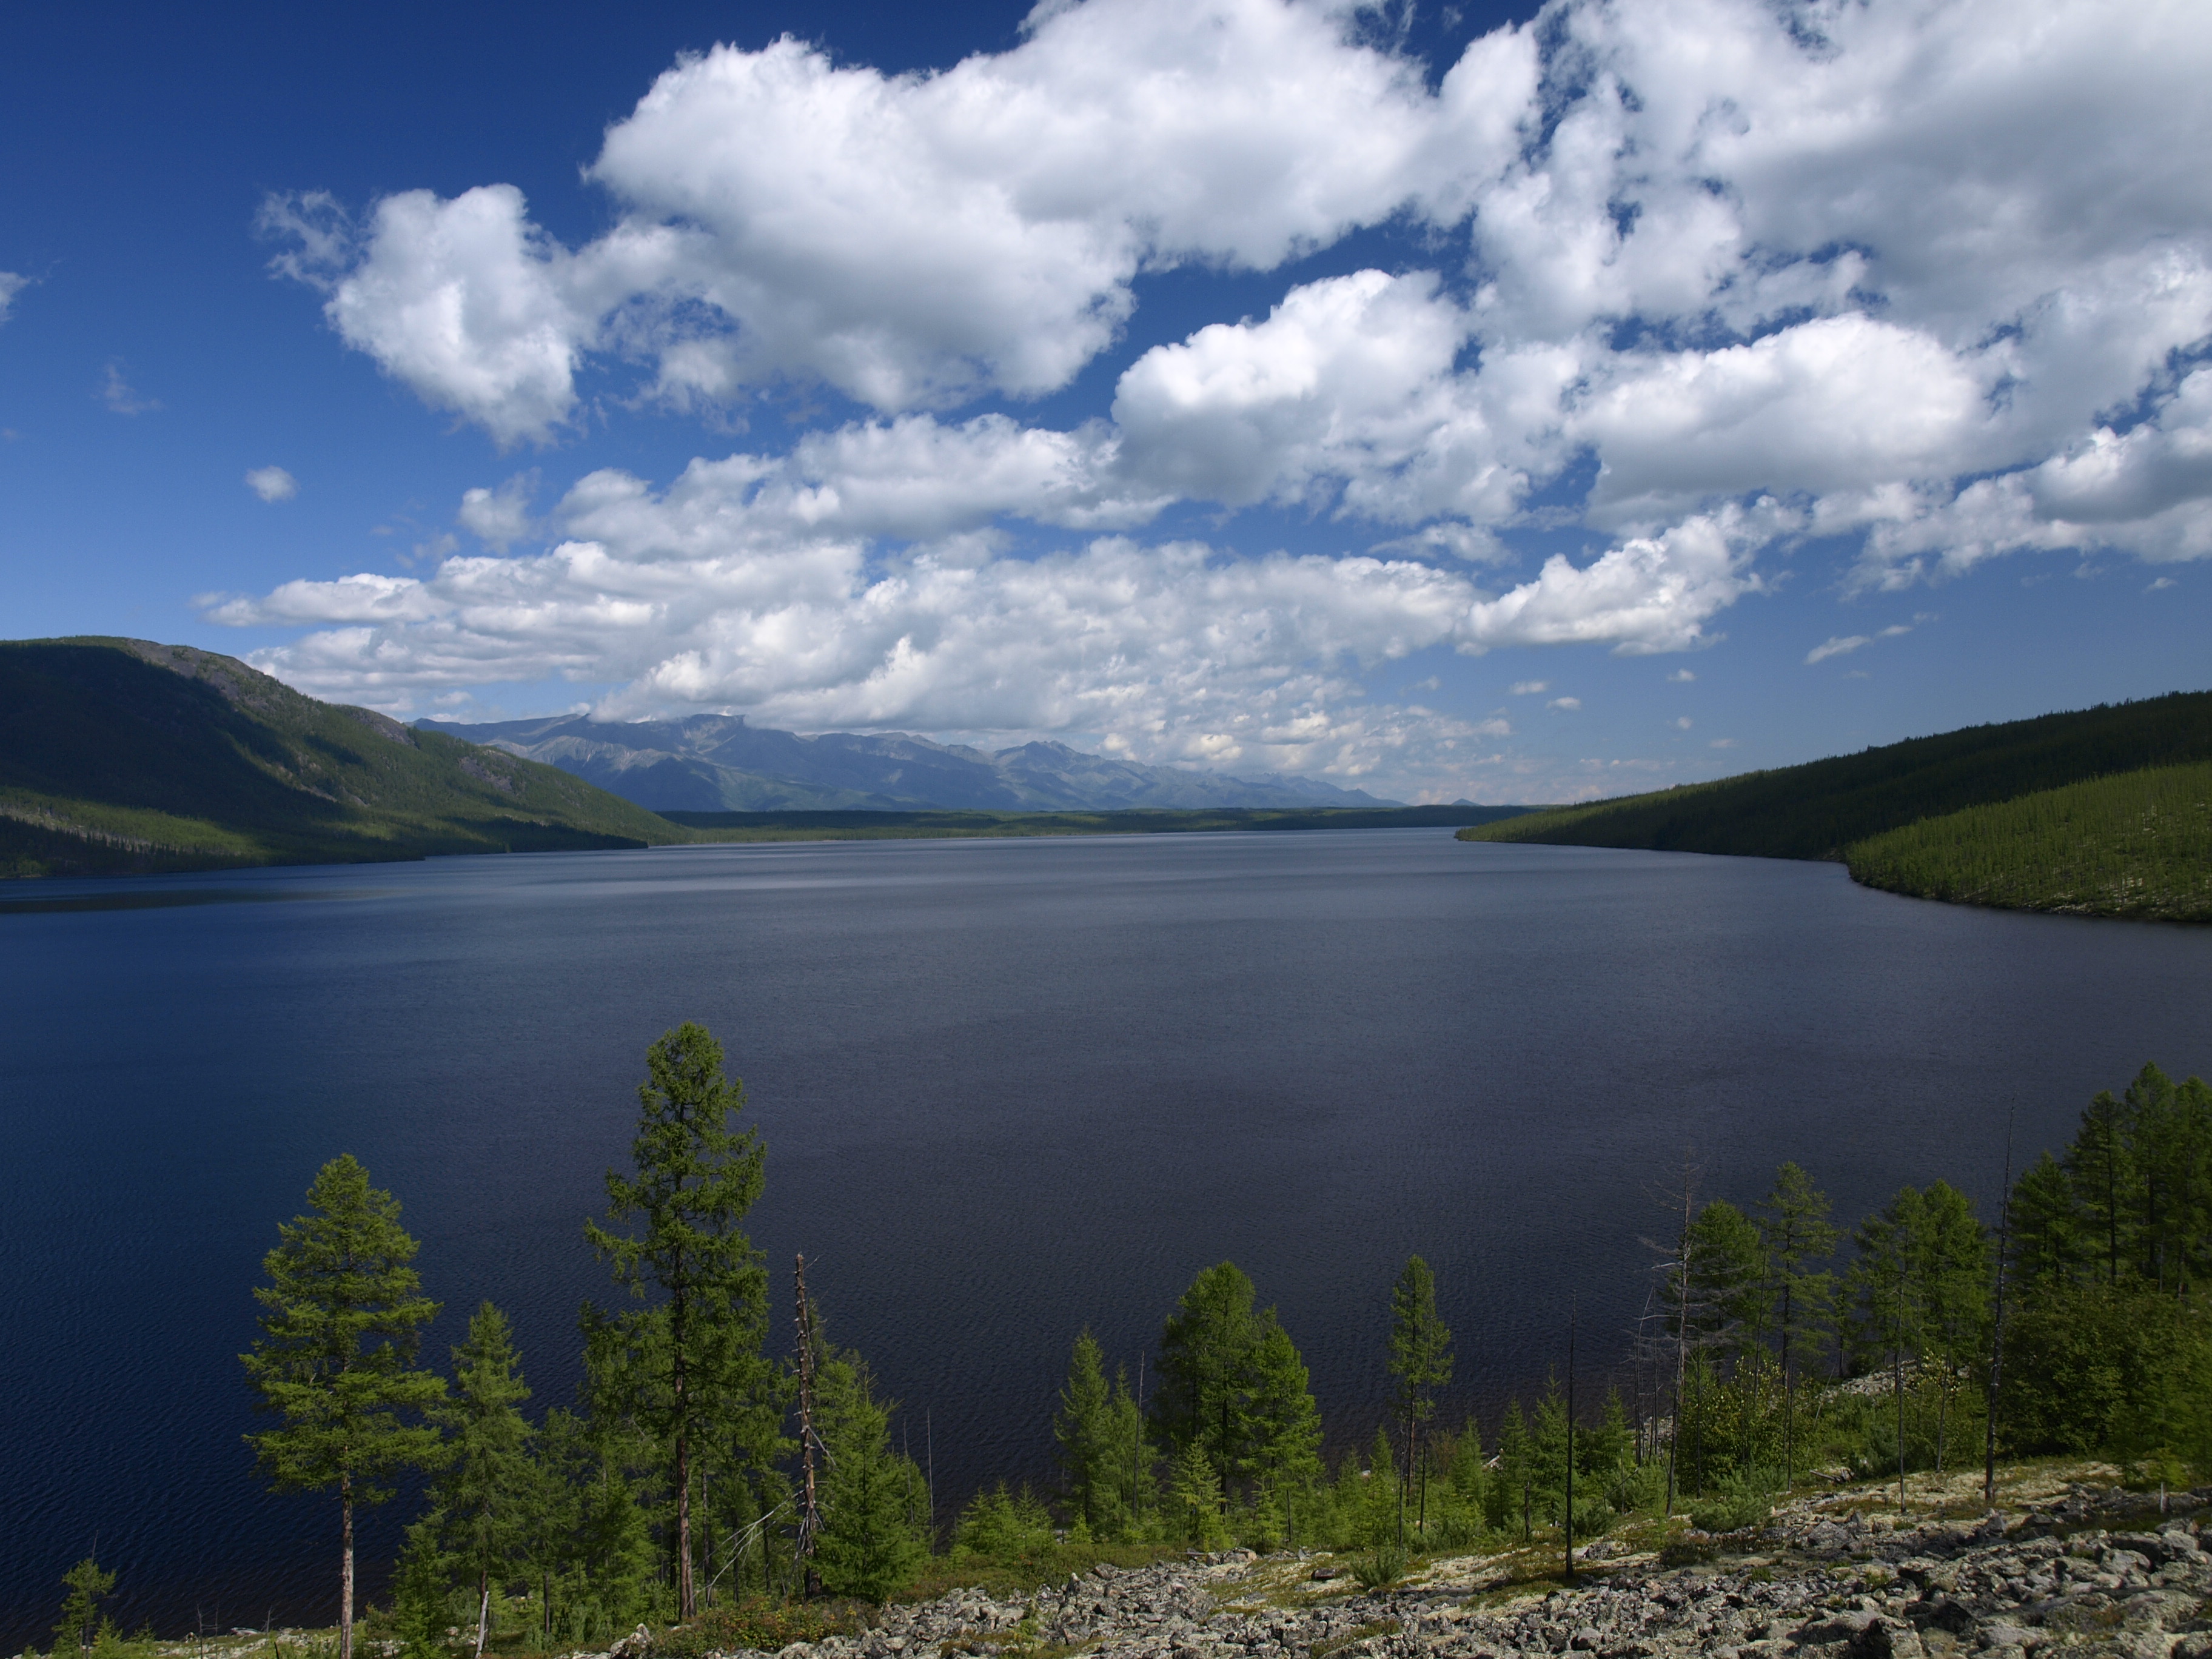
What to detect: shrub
<box><xmin>1350</xmin><ymin>1543</ymin><xmax>1407</xmax><ymax>1589</ymax></box>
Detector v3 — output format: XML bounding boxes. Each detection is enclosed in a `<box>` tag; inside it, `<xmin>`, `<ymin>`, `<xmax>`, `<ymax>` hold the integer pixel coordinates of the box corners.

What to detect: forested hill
<box><xmin>0</xmin><ymin>637</ymin><xmax>684</xmax><ymax>879</ymax></box>
<box><xmin>1461</xmin><ymin>691</ymin><xmax>2212</xmax><ymax>861</ymax></box>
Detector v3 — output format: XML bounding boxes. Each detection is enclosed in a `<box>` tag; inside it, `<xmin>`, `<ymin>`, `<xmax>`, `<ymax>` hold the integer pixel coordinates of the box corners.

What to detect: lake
<box><xmin>3</xmin><ymin>830</ymin><xmax>2208</xmax><ymax>1639</ymax></box>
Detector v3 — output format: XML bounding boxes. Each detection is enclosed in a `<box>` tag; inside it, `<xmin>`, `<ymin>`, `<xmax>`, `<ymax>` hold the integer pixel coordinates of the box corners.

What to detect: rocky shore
<box><xmin>660</xmin><ymin>1484</ymin><xmax>2212</xmax><ymax>1659</ymax></box>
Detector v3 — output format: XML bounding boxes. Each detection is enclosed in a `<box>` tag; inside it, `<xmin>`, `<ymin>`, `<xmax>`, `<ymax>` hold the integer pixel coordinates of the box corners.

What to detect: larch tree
<box><xmin>1056</xmin><ymin>1331</ymin><xmax>1122</xmax><ymax>1538</ymax></box>
<box><xmin>242</xmin><ymin>1154</ymin><xmax>445</xmax><ymax>1659</ymax></box>
<box><xmin>582</xmin><ymin>1022</ymin><xmax>771</xmax><ymax>1621</ymax></box>
<box><xmin>1152</xmin><ymin>1262</ymin><xmax>1261</xmax><ymax>1495</ymax></box>
<box><xmin>1755</xmin><ymin>1162</ymin><xmax>1837</xmax><ymax>1489</ymax></box>
<box><xmin>1386</xmin><ymin>1255</ymin><xmax>1452</xmax><ymax>1541</ymax></box>
<box><xmin>432</xmin><ymin>1302</ymin><xmax>535</xmax><ymax>1658</ymax></box>
<box><xmin>813</xmin><ymin>1347</ymin><xmax>927</xmax><ymax>1601</ymax></box>
<box><xmin>1243</xmin><ymin>1320</ymin><xmax>1323</xmax><ymax>1546</ymax></box>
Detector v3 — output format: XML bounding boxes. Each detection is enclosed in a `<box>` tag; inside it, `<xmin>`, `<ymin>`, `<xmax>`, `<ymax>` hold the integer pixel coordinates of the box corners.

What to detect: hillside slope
<box><xmin>0</xmin><ymin>638</ymin><xmax>683</xmax><ymax>878</ymax></box>
<box><xmin>1460</xmin><ymin>691</ymin><xmax>2212</xmax><ymax>860</ymax></box>
<box><xmin>428</xmin><ymin>712</ymin><xmax>1402</xmax><ymax>811</ymax></box>
<box><xmin>1845</xmin><ymin>760</ymin><xmax>2212</xmax><ymax>922</ymax></box>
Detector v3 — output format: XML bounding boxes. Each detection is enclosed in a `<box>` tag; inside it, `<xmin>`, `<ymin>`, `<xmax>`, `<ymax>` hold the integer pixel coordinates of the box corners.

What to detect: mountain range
<box><xmin>423</xmin><ymin>713</ymin><xmax>1401</xmax><ymax>813</ymax></box>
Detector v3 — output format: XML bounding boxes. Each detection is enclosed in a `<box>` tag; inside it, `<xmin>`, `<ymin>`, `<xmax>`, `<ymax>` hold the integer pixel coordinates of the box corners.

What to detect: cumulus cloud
<box><xmin>0</xmin><ymin>272</ymin><xmax>27</xmax><ymax>324</ymax></box>
<box><xmin>1509</xmin><ymin>680</ymin><xmax>1547</xmax><ymax>695</ymax></box>
<box><xmin>1547</xmin><ymin>697</ymin><xmax>1581</xmax><ymax>711</ymax></box>
<box><xmin>246</xmin><ymin>466</ymin><xmax>298</xmax><ymax>502</ymax></box>
<box><xmin>460</xmin><ymin>472</ymin><xmax>538</xmax><ymax>549</ymax></box>
<box><xmin>240</xmin><ymin>0</ymin><xmax>2212</xmax><ymax>785</ymax></box>
<box><xmin>206</xmin><ymin>454</ymin><xmax>1780</xmax><ymax>789</ymax></box>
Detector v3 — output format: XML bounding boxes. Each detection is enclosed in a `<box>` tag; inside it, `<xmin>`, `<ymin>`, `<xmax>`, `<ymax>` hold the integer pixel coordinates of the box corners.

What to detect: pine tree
<box><xmin>517</xmin><ymin>1408</ymin><xmax>587</xmax><ymax>1647</ymax></box>
<box><xmin>1446</xmin><ymin>1415</ymin><xmax>1489</xmax><ymax>1526</ymax></box>
<box><xmin>582</xmin><ymin>1023</ymin><xmax>772</xmax><ymax>1620</ymax></box>
<box><xmin>1167</xmin><ymin>1438</ymin><xmax>1226</xmax><ymax>1546</ymax></box>
<box><xmin>1911</xmin><ymin>1182</ymin><xmax>1991</xmax><ymax>1476</ymax></box>
<box><xmin>1848</xmin><ymin>1186</ymin><xmax>1929</xmax><ymax>1511</ymax></box>
<box><xmin>1756</xmin><ymin>1162</ymin><xmax>1837</xmax><ymax>1489</ymax></box>
<box><xmin>1244</xmin><ymin>1321</ymin><xmax>1323</xmax><ymax>1544</ymax></box>
<box><xmin>242</xmin><ymin>1154</ymin><xmax>445</xmax><ymax>1659</ymax></box>
<box><xmin>1386</xmin><ymin>1255</ymin><xmax>1452</xmax><ymax>1541</ymax></box>
<box><xmin>2010</xmin><ymin>1151</ymin><xmax>2086</xmax><ymax>1287</ymax></box>
<box><xmin>814</xmin><ymin>1352</ymin><xmax>926</xmax><ymax>1601</ymax></box>
<box><xmin>1681</xmin><ymin>1201</ymin><xmax>1771</xmax><ymax>1358</ymax></box>
<box><xmin>52</xmin><ymin>1560</ymin><xmax>116</xmax><ymax>1658</ymax></box>
<box><xmin>2069</xmin><ymin>1088</ymin><xmax>2134</xmax><ymax>1287</ymax></box>
<box><xmin>432</xmin><ymin>1302</ymin><xmax>535</xmax><ymax>1658</ymax></box>
<box><xmin>1056</xmin><ymin>1331</ymin><xmax>1121</xmax><ymax>1537</ymax></box>
<box><xmin>1153</xmin><ymin>1262</ymin><xmax>1261</xmax><ymax>1495</ymax></box>
<box><xmin>1494</xmin><ymin>1400</ymin><xmax>1532</xmax><ymax>1538</ymax></box>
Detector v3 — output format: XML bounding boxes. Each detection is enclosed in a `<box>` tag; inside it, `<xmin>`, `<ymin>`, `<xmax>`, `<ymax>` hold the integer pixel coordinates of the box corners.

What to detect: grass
<box><xmin>1843</xmin><ymin>761</ymin><xmax>2212</xmax><ymax>922</ymax></box>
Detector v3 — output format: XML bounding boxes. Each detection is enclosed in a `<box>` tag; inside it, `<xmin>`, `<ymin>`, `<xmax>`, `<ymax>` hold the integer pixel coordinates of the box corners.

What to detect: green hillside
<box><xmin>1459</xmin><ymin>690</ymin><xmax>2212</xmax><ymax>859</ymax></box>
<box><xmin>1845</xmin><ymin>761</ymin><xmax>2212</xmax><ymax>922</ymax></box>
<box><xmin>0</xmin><ymin>638</ymin><xmax>685</xmax><ymax>878</ymax></box>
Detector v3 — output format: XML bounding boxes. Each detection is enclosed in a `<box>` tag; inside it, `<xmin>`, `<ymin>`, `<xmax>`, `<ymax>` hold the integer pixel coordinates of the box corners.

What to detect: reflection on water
<box><xmin>2</xmin><ymin>831</ymin><xmax>2208</xmax><ymax>1640</ymax></box>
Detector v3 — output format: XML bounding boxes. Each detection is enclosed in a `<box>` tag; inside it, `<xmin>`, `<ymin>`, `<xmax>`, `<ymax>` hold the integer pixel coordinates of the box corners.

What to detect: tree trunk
<box><xmin>474</xmin><ymin>1581</ymin><xmax>491</xmax><ymax>1659</ymax></box>
<box><xmin>340</xmin><ymin>1476</ymin><xmax>355</xmax><ymax>1659</ymax></box>
<box><xmin>1893</xmin><ymin>1342</ymin><xmax>1906</xmax><ymax>1514</ymax></box>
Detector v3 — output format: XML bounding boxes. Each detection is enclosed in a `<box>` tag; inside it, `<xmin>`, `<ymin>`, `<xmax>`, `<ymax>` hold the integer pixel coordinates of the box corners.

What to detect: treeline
<box><xmin>1457</xmin><ymin>689</ymin><xmax>2212</xmax><ymax>863</ymax></box>
<box><xmin>36</xmin><ymin>1041</ymin><xmax>2212</xmax><ymax>1659</ymax></box>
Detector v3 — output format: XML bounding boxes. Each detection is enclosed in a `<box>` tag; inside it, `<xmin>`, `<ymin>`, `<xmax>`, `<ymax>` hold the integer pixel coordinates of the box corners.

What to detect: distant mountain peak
<box><xmin>419</xmin><ymin>712</ymin><xmax>1399</xmax><ymax>814</ymax></box>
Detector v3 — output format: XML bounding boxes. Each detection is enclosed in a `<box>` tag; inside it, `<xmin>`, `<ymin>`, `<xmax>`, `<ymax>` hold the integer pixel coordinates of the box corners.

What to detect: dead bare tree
<box><xmin>793</xmin><ymin>1254</ymin><xmax>824</xmax><ymax>1597</ymax></box>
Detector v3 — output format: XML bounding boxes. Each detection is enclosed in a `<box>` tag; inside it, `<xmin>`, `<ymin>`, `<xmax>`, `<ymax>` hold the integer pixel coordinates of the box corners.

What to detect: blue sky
<box><xmin>4</xmin><ymin>0</ymin><xmax>2208</xmax><ymax>803</ymax></box>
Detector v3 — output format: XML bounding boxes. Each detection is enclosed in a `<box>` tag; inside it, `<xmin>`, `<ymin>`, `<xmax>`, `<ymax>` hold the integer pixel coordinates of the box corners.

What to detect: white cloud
<box><xmin>1548</xmin><ymin>697</ymin><xmax>1581</xmax><ymax>711</ymax></box>
<box><xmin>1673</xmin><ymin>717</ymin><xmax>1692</xmax><ymax>729</ymax></box>
<box><xmin>101</xmin><ymin>361</ymin><xmax>159</xmax><ymax>415</ymax></box>
<box><xmin>1709</xmin><ymin>738</ymin><xmax>1737</xmax><ymax>749</ymax></box>
<box><xmin>1509</xmin><ymin>680</ymin><xmax>1547</xmax><ymax>695</ymax></box>
<box><xmin>266</xmin><ymin>1</ymin><xmax>1534</xmax><ymax>428</ymax></box>
<box><xmin>459</xmin><ymin>472</ymin><xmax>538</xmax><ymax>550</ymax></box>
<box><xmin>240</xmin><ymin>0</ymin><xmax>2212</xmax><ymax>785</ymax></box>
<box><xmin>1667</xmin><ymin>669</ymin><xmax>1695</xmax><ymax>683</ymax></box>
<box><xmin>1805</xmin><ymin>635</ymin><xmax>1871</xmax><ymax>665</ymax></box>
<box><xmin>0</xmin><ymin>272</ymin><xmax>27</xmax><ymax>324</ymax></box>
<box><xmin>245</xmin><ymin>466</ymin><xmax>298</xmax><ymax>502</ymax></box>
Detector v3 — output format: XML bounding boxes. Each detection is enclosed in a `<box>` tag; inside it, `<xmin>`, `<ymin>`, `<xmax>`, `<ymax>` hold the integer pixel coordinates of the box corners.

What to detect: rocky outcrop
<box><xmin>637</xmin><ymin>1491</ymin><xmax>2212</xmax><ymax>1659</ymax></box>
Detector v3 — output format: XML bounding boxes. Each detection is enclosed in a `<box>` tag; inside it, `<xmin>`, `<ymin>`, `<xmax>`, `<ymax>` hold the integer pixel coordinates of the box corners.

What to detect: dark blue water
<box><xmin>4</xmin><ymin>831</ymin><xmax>2210</xmax><ymax>1637</ymax></box>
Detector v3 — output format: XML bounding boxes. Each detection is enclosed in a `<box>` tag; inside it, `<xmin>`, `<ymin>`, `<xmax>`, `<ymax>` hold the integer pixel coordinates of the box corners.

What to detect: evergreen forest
<box><xmin>35</xmin><ymin>1032</ymin><xmax>2212</xmax><ymax>1659</ymax></box>
<box><xmin>1459</xmin><ymin>691</ymin><xmax>2212</xmax><ymax>921</ymax></box>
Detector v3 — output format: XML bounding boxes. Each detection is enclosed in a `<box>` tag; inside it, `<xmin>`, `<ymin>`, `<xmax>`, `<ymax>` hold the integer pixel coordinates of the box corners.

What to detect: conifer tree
<box><xmin>2011</xmin><ymin>1152</ymin><xmax>2086</xmax><ymax>1287</ymax></box>
<box><xmin>1680</xmin><ymin>1201</ymin><xmax>1771</xmax><ymax>1358</ymax></box>
<box><xmin>432</xmin><ymin>1302</ymin><xmax>535</xmax><ymax>1657</ymax></box>
<box><xmin>1153</xmin><ymin>1263</ymin><xmax>1260</xmax><ymax>1492</ymax></box>
<box><xmin>814</xmin><ymin>1352</ymin><xmax>926</xmax><ymax>1601</ymax></box>
<box><xmin>1446</xmin><ymin>1415</ymin><xmax>1490</xmax><ymax>1524</ymax></box>
<box><xmin>1056</xmin><ymin>1331</ymin><xmax>1121</xmax><ymax>1537</ymax></box>
<box><xmin>1494</xmin><ymin>1401</ymin><xmax>1532</xmax><ymax>1538</ymax></box>
<box><xmin>2070</xmin><ymin>1088</ymin><xmax>2134</xmax><ymax>1287</ymax></box>
<box><xmin>1168</xmin><ymin>1439</ymin><xmax>1226</xmax><ymax>1546</ymax></box>
<box><xmin>1386</xmin><ymin>1256</ymin><xmax>1452</xmax><ymax>1540</ymax></box>
<box><xmin>1911</xmin><ymin>1182</ymin><xmax>1991</xmax><ymax>1475</ymax></box>
<box><xmin>1245</xmin><ymin>1322</ymin><xmax>1323</xmax><ymax>1544</ymax></box>
<box><xmin>52</xmin><ymin>1559</ymin><xmax>116</xmax><ymax>1658</ymax></box>
<box><xmin>1756</xmin><ymin>1162</ymin><xmax>1837</xmax><ymax>1488</ymax></box>
<box><xmin>583</xmin><ymin>1022</ymin><xmax>771</xmax><ymax>1620</ymax></box>
<box><xmin>243</xmin><ymin>1154</ymin><xmax>444</xmax><ymax>1659</ymax></box>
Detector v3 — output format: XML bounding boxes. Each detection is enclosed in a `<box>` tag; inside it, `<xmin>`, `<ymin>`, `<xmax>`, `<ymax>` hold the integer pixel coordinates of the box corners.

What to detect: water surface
<box><xmin>3</xmin><ymin>831</ymin><xmax>2208</xmax><ymax>1637</ymax></box>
